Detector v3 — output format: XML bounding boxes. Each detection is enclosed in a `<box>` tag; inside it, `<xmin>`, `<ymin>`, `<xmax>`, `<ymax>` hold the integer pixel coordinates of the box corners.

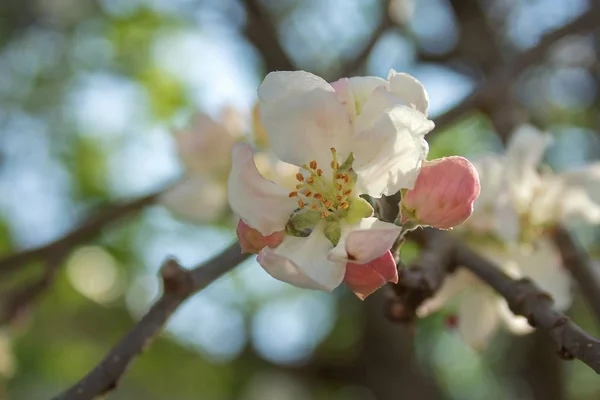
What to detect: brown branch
<box><xmin>0</xmin><ymin>185</ymin><xmax>170</xmax><ymax>276</ymax></box>
<box><xmin>431</xmin><ymin>4</ymin><xmax>600</xmax><ymax>135</ymax></box>
<box><xmin>242</xmin><ymin>0</ymin><xmax>296</xmax><ymax>72</ymax></box>
<box><xmin>392</xmin><ymin>229</ymin><xmax>600</xmax><ymax>374</ymax></box>
<box><xmin>52</xmin><ymin>241</ymin><xmax>250</xmax><ymax>400</ymax></box>
<box><xmin>550</xmin><ymin>225</ymin><xmax>600</xmax><ymax>324</ymax></box>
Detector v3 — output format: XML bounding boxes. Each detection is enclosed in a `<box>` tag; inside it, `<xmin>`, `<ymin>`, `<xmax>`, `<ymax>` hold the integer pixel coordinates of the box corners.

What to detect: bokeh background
<box><xmin>0</xmin><ymin>0</ymin><xmax>600</xmax><ymax>399</ymax></box>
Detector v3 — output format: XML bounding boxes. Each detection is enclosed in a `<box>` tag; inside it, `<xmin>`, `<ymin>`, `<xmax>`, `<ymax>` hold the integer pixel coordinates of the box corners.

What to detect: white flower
<box><xmin>228</xmin><ymin>70</ymin><xmax>434</xmax><ymax>291</ymax></box>
<box><xmin>419</xmin><ymin>239</ymin><xmax>571</xmax><ymax>348</ymax></box>
<box><xmin>161</xmin><ymin>109</ymin><xmax>243</xmax><ymax>223</ymax></box>
<box><xmin>467</xmin><ymin>124</ymin><xmax>600</xmax><ymax>242</ymax></box>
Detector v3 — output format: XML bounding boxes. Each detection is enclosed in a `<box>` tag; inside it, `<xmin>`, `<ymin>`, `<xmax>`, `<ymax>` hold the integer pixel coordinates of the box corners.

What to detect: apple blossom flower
<box><xmin>228</xmin><ymin>69</ymin><xmax>435</xmax><ymax>297</ymax></box>
<box><xmin>419</xmin><ymin>124</ymin><xmax>600</xmax><ymax>348</ymax></box>
<box><xmin>161</xmin><ymin>109</ymin><xmax>243</xmax><ymax>223</ymax></box>
<box><xmin>468</xmin><ymin>124</ymin><xmax>600</xmax><ymax>243</ymax></box>
<box><xmin>400</xmin><ymin>156</ymin><xmax>480</xmax><ymax>229</ymax></box>
<box><xmin>418</xmin><ymin>240</ymin><xmax>571</xmax><ymax>348</ymax></box>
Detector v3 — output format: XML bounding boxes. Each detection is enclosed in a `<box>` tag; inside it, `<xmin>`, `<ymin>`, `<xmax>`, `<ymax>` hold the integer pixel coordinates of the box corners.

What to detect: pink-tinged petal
<box><xmin>160</xmin><ymin>176</ymin><xmax>227</xmax><ymax>223</ymax></box>
<box><xmin>401</xmin><ymin>156</ymin><xmax>481</xmax><ymax>229</ymax></box>
<box><xmin>353</xmin><ymin>106</ymin><xmax>433</xmax><ymax>196</ymax></box>
<box><xmin>386</xmin><ymin>69</ymin><xmax>429</xmax><ymax>116</ymax></box>
<box><xmin>329</xmin><ymin>217</ymin><xmax>401</xmax><ymax>263</ymax></box>
<box><xmin>258</xmin><ymin>71</ymin><xmax>353</xmax><ymax>167</ymax></box>
<box><xmin>344</xmin><ymin>250</ymin><xmax>398</xmax><ymax>300</ymax></box>
<box><xmin>175</xmin><ymin>112</ymin><xmax>238</xmax><ymax>174</ymax></box>
<box><xmin>227</xmin><ymin>142</ymin><xmax>296</xmax><ymax>235</ymax></box>
<box><xmin>236</xmin><ymin>220</ymin><xmax>285</xmax><ymax>254</ymax></box>
<box><xmin>257</xmin><ymin>222</ymin><xmax>346</xmax><ymax>291</ymax></box>
<box><xmin>330</xmin><ymin>77</ymin><xmax>356</xmax><ymax>122</ymax></box>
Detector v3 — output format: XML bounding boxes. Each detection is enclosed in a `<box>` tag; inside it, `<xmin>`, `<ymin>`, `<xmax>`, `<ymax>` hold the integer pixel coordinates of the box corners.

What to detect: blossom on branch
<box><xmin>229</xmin><ymin>69</ymin><xmax>435</xmax><ymax>298</ymax></box>
<box><xmin>421</xmin><ymin>124</ymin><xmax>600</xmax><ymax>348</ymax></box>
<box><xmin>161</xmin><ymin>108</ymin><xmax>243</xmax><ymax>223</ymax></box>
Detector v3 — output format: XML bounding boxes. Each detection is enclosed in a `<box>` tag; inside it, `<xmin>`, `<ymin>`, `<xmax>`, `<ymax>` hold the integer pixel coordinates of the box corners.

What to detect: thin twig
<box><xmin>550</xmin><ymin>225</ymin><xmax>600</xmax><ymax>324</ymax></box>
<box><xmin>52</xmin><ymin>241</ymin><xmax>250</xmax><ymax>400</ymax></box>
<box><xmin>0</xmin><ymin>185</ymin><xmax>170</xmax><ymax>276</ymax></box>
<box><xmin>431</xmin><ymin>5</ymin><xmax>600</xmax><ymax>135</ymax></box>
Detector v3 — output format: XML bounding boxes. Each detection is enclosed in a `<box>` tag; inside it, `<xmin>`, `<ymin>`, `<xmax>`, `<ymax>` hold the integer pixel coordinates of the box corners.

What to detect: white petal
<box><xmin>227</xmin><ymin>142</ymin><xmax>296</xmax><ymax>235</ymax></box>
<box><xmin>160</xmin><ymin>176</ymin><xmax>227</xmax><ymax>223</ymax></box>
<box><xmin>497</xmin><ymin>299</ymin><xmax>534</xmax><ymax>335</ymax></box>
<box><xmin>329</xmin><ymin>217</ymin><xmax>401</xmax><ymax>263</ymax></box>
<box><xmin>258</xmin><ymin>71</ymin><xmax>353</xmax><ymax>167</ymax></box>
<box><xmin>516</xmin><ymin>239</ymin><xmax>572</xmax><ymax>311</ymax></box>
<box><xmin>257</xmin><ymin>222</ymin><xmax>346</xmax><ymax>291</ymax></box>
<box><xmin>387</xmin><ymin>69</ymin><xmax>429</xmax><ymax>116</ymax></box>
<box><xmin>348</xmin><ymin>76</ymin><xmax>387</xmax><ymax>113</ymax></box>
<box><xmin>353</xmin><ymin>106</ymin><xmax>433</xmax><ymax>196</ymax></box>
<box><xmin>458</xmin><ymin>289</ymin><xmax>500</xmax><ymax>349</ymax></box>
<box><xmin>557</xmin><ymin>163</ymin><xmax>600</xmax><ymax>223</ymax></box>
<box><xmin>417</xmin><ymin>269</ymin><xmax>476</xmax><ymax>317</ymax></box>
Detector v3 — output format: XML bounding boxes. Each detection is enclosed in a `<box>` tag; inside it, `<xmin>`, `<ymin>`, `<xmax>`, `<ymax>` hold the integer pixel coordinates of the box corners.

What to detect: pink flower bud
<box><xmin>343</xmin><ymin>250</ymin><xmax>398</xmax><ymax>300</ymax></box>
<box><xmin>401</xmin><ymin>156</ymin><xmax>480</xmax><ymax>229</ymax></box>
<box><xmin>236</xmin><ymin>219</ymin><xmax>285</xmax><ymax>254</ymax></box>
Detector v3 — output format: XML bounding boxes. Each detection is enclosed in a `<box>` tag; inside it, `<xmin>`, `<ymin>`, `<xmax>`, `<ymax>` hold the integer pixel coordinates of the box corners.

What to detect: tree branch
<box><xmin>550</xmin><ymin>225</ymin><xmax>600</xmax><ymax>324</ymax></box>
<box><xmin>0</xmin><ymin>185</ymin><xmax>170</xmax><ymax>276</ymax></box>
<box><xmin>241</xmin><ymin>0</ymin><xmax>296</xmax><ymax>72</ymax></box>
<box><xmin>392</xmin><ymin>229</ymin><xmax>600</xmax><ymax>374</ymax></box>
<box><xmin>52</xmin><ymin>241</ymin><xmax>250</xmax><ymax>400</ymax></box>
<box><xmin>431</xmin><ymin>5</ymin><xmax>600</xmax><ymax>135</ymax></box>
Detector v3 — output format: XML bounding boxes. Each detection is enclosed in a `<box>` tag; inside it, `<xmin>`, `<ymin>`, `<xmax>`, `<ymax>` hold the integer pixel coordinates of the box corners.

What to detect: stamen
<box><xmin>336</xmin><ymin>183</ymin><xmax>343</xmax><ymax>190</ymax></box>
<box><xmin>288</xmin><ymin>191</ymin><xmax>298</xmax><ymax>197</ymax></box>
<box><xmin>313</xmin><ymin>193</ymin><xmax>323</xmax><ymax>200</ymax></box>
<box><xmin>309</xmin><ymin>160</ymin><xmax>318</xmax><ymax>170</ymax></box>
<box><xmin>336</xmin><ymin>173</ymin><xmax>343</xmax><ymax>180</ymax></box>
<box><xmin>324</xmin><ymin>200</ymin><xmax>333</xmax><ymax>209</ymax></box>
<box><xmin>310</xmin><ymin>204</ymin><xmax>318</xmax><ymax>210</ymax></box>
<box><xmin>304</xmin><ymin>189</ymin><xmax>312</xmax><ymax>197</ymax></box>
<box><xmin>342</xmin><ymin>174</ymin><xmax>350</xmax><ymax>183</ymax></box>
<box><xmin>296</xmin><ymin>184</ymin><xmax>303</xmax><ymax>189</ymax></box>
<box><xmin>317</xmin><ymin>169</ymin><xmax>323</xmax><ymax>176</ymax></box>
<box><xmin>295</xmin><ymin>173</ymin><xmax>304</xmax><ymax>182</ymax></box>
<box><xmin>298</xmin><ymin>199</ymin><xmax>306</xmax><ymax>208</ymax></box>
<box><xmin>336</xmin><ymin>195</ymin><xmax>343</xmax><ymax>201</ymax></box>
<box><xmin>307</xmin><ymin>176</ymin><xmax>315</xmax><ymax>185</ymax></box>
<box><xmin>321</xmin><ymin>211</ymin><xmax>329</xmax><ymax>219</ymax></box>
<box><xmin>344</xmin><ymin>189</ymin><xmax>352</xmax><ymax>196</ymax></box>
<box><xmin>338</xmin><ymin>202</ymin><xmax>349</xmax><ymax>210</ymax></box>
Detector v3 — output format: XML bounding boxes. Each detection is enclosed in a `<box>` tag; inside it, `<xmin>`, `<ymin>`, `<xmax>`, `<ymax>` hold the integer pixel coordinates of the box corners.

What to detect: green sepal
<box><xmin>324</xmin><ymin>220</ymin><xmax>341</xmax><ymax>246</ymax></box>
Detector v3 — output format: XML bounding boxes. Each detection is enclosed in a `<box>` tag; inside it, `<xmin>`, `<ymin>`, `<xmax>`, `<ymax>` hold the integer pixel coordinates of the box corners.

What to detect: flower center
<box><xmin>288</xmin><ymin>148</ymin><xmax>354</xmax><ymax>220</ymax></box>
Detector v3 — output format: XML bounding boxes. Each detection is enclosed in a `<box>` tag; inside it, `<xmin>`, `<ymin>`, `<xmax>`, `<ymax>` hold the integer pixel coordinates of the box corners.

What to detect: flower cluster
<box><xmin>228</xmin><ymin>70</ymin><xmax>480</xmax><ymax>299</ymax></box>
<box><xmin>419</xmin><ymin>125</ymin><xmax>600</xmax><ymax>348</ymax></box>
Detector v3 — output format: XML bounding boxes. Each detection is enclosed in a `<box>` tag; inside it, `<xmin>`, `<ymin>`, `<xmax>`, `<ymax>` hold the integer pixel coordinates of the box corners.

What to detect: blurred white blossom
<box><xmin>422</xmin><ymin>124</ymin><xmax>600</xmax><ymax>348</ymax></box>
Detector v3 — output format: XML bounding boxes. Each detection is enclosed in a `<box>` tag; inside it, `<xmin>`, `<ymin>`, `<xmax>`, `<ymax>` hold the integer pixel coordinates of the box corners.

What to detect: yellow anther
<box><xmin>298</xmin><ymin>199</ymin><xmax>306</xmax><ymax>208</ymax></box>
<box><xmin>310</xmin><ymin>204</ymin><xmax>318</xmax><ymax>210</ymax></box>
<box><xmin>330</xmin><ymin>161</ymin><xmax>339</xmax><ymax>169</ymax></box>
<box><xmin>304</xmin><ymin>189</ymin><xmax>312</xmax><ymax>197</ymax></box>
<box><xmin>342</xmin><ymin>174</ymin><xmax>350</xmax><ymax>183</ymax></box>
<box><xmin>336</xmin><ymin>183</ymin><xmax>343</xmax><ymax>190</ymax></box>
<box><xmin>295</xmin><ymin>173</ymin><xmax>304</xmax><ymax>182</ymax></box>
<box><xmin>317</xmin><ymin>168</ymin><xmax>323</xmax><ymax>176</ymax></box>
<box><xmin>307</xmin><ymin>176</ymin><xmax>315</xmax><ymax>185</ymax></box>
<box><xmin>344</xmin><ymin>189</ymin><xmax>352</xmax><ymax>196</ymax></box>
<box><xmin>288</xmin><ymin>191</ymin><xmax>298</xmax><ymax>198</ymax></box>
<box><xmin>324</xmin><ymin>200</ymin><xmax>333</xmax><ymax>209</ymax></box>
<box><xmin>309</xmin><ymin>160</ymin><xmax>318</xmax><ymax>169</ymax></box>
<box><xmin>313</xmin><ymin>193</ymin><xmax>323</xmax><ymax>200</ymax></box>
<box><xmin>338</xmin><ymin>201</ymin><xmax>349</xmax><ymax>210</ymax></box>
<box><xmin>336</xmin><ymin>195</ymin><xmax>343</xmax><ymax>202</ymax></box>
<box><xmin>321</xmin><ymin>211</ymin><xmax>329</xmax><ymax>219</ymax></box>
